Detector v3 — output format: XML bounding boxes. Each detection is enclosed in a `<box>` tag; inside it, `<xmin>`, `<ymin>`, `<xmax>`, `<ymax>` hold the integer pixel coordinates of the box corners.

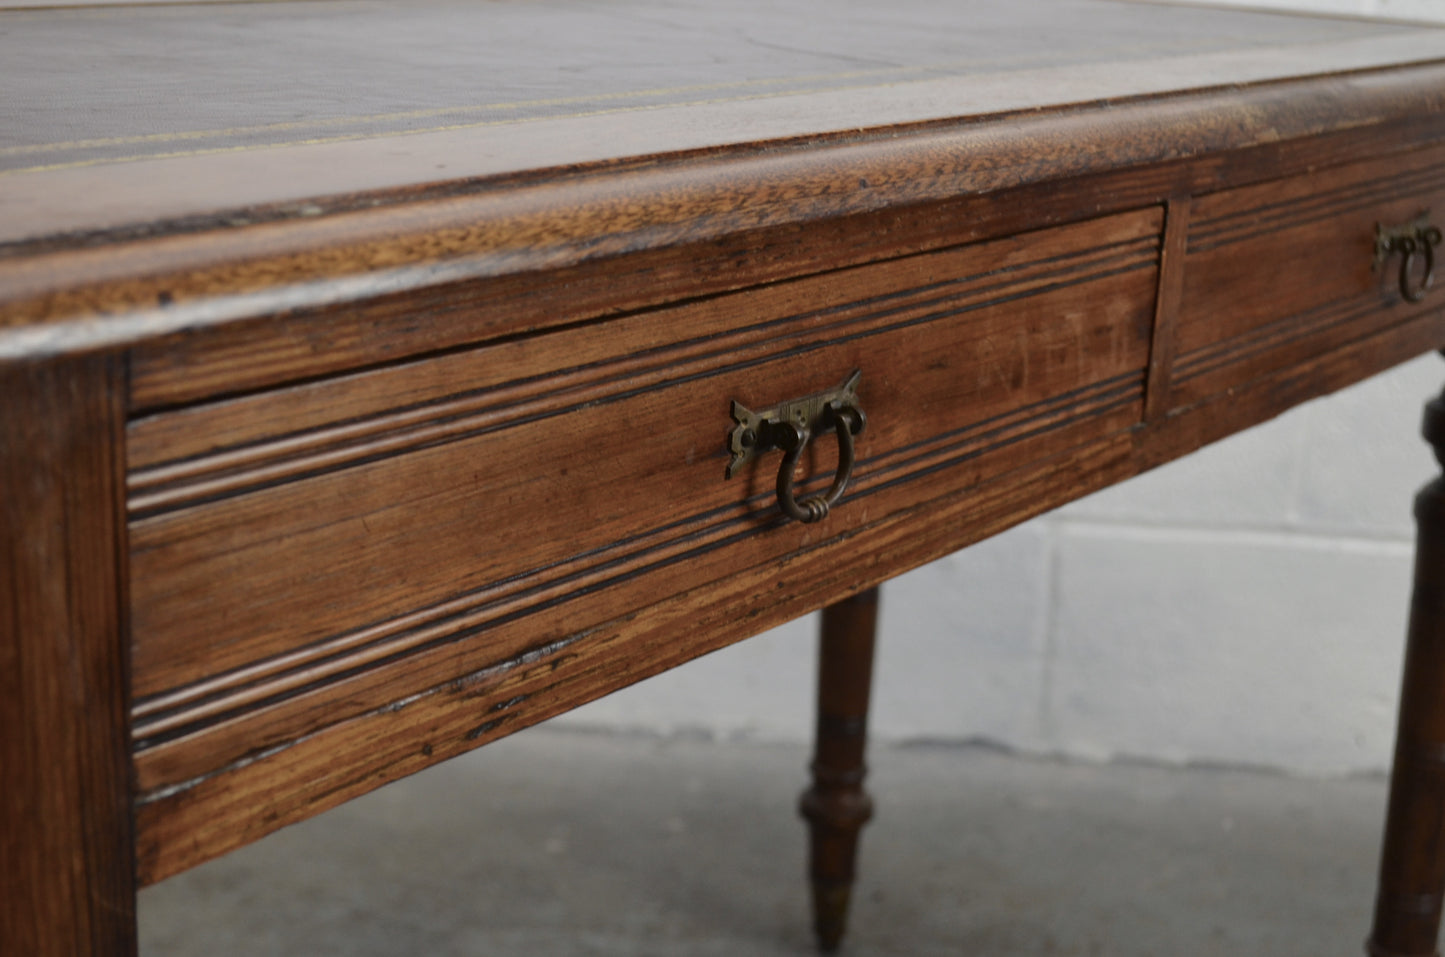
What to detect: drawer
<box><xmin>1170</xmin><ymin>143</ymin><xmax>1445</xmax><ymax>409</ymax></box>
<box><xmin>125</xmin><ymin>206</ymin><xmax>1160</xmax><ymax>816</ymax></box>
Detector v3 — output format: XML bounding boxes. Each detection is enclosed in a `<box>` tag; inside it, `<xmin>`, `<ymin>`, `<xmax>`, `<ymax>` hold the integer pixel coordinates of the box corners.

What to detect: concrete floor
<box><xmin>140</xmin><ymin>727</ymin><xmax>1389</xmax><ymax>956</ymax></box>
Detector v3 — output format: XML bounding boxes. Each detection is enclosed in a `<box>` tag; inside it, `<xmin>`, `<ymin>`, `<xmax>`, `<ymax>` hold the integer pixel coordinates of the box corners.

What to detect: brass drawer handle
<box><xmin>1377</xmin><ymin>214</ymin><xmax>1442</xmax><ymax>303</ymax></box>
<box><xmin>726</xmin><ymin>370</ymin><xmax>867</xmax><ymax>524</ymax></box>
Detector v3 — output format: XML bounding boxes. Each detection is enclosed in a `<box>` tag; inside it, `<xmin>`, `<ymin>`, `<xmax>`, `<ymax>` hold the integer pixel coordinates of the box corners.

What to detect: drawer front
<box><xmin>126</xmin><ymin>207</ymin><xmax>1160</xmax><ymax>809</ymax></box>
<box><xmin>1171</xmin><ymin>144</ymin><xmax>1445</xmax><ymax>409</ymax></box>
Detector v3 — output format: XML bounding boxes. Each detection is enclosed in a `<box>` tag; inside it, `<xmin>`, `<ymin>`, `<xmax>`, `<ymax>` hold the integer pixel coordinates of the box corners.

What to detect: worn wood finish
<box><xmin>125</xmin><ymin>209</ymin><xmax>1157</xmax><ymax>709</ymax></box>
<box><xmin>0</xmin><ymin>356</ymin><xmax>135</xmax><ymax>956</ymax></box>
<box><xmin>129</xmin><ymin>291</ymin><xmax>1445</xmax><ymax>885</ymax></box>
<box><xmin>0</xmin><ymin>61</ymin><xmax>1441</xmax><ymax>390</ymax></box>
<box><xmin>3</xmin><ymin>2</ymin><xmax>1445</xmax><ymax>951</ymax></box>
<box><xmin>1172</xmin><ymin>143</ymin><xmax>1445</xmax><ymax>412</ymax></box>
<box><xmin>126</xmin><ymin>208</ymin><xmax>1158</xmax><ymax>859</ymax></box>
<box><xmin>1143</xmin><ymin>193</ymin><xmax>1191</xmax><ymax>423</ymax></box>
<box><xmin>1370</xmin><ymin>363</ymin><xmax>1445</xmax><ymax>957</ymax></box>
<box><xmin>801</xmin><ymin>588</ymin><xmax>880</xmax><ymax>952</ymax></box>
<box><xmin>132</xmin><ymin>407</ymin><xmax>1144</xmax><ymax>883</ymax></box>
<box><xmin>114</xmin><ymin>113</ymin><xmax>1445</xmax><ymax>881</ymax></box>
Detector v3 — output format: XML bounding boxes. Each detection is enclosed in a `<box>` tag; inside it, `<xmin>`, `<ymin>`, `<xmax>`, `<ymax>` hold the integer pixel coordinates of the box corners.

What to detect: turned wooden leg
<box><xmin>800</xmin><ymin>587</ymin><xmax>879</xmax><ymax>952</ymax></box>
<box><xmin>0</xmin><ymin>357</ymin><xmax>136</xmax><ymax>956</ymax></box>
<box><xmin>1369</xmin><ymin>379</ymin><xmax>1445</xmax><ymax>957</ymax></box>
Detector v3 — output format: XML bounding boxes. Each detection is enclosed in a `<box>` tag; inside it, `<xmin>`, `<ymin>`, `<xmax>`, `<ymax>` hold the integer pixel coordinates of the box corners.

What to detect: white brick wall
<box><xmin>560</xmin><ymin>0</ymin><xmax>1445</xmax><ymax>775</ymax></box>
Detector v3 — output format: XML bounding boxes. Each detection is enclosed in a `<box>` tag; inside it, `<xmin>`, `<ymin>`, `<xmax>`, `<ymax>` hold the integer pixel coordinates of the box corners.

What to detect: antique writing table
<box><xmin>5</xmin><ymin>1</ymin><xmax>1445</xmax><ymax>953</ymax></box>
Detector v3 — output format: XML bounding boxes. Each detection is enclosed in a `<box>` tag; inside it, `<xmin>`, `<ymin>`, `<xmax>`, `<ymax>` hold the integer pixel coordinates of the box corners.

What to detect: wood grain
<box><xmin>126</xmin><ymin>209</ymin><xmax>1159</xmax><ymax>793</ymax></box>
<box><xmin>35</xmin><ymin>89</ymin><xmax>1413</xmax><ymax>411</ymax></box>
<box><xmin>0</xmin><ymin>61</ymin><xmax>1441</xmax><ymax>382</ymax></box>
<box><xmin>0</xmin><ymin>355</ymin><xmax>135</xmax><ymax>956</ymax></box>
<box><xmin>132</xmin><ymin>419</ymin><xmax>1144</xmax><ymax>884</ymax></box>
<box><xmin>0</xmin><ymin>7</ymin><xmax>1441</xmax><ymax>948</ymax></box>
<box><xmin>125</xmin><ymin>213</ymin><xmax>1159</xmax><ymax>503</ymax></box>
<box><xmin>1172</xmin><ymin>143</ymin><xmax>1445</xmax><ymax>410</ymax></box>
<box><xmin>126</xmin><ymin>309</ymin><xmax>1441</xmax><ymax>888</ymax></box>
<box><xmin>132</xmin><ymin>292</ymin><xmax>1445</xmax><ymax>887</ymax></box>
<box><xmin>121</xmin><ymin>137</ymin><xmax>1445</xmax><ymax>891</ymax></box>
<box><xmin>1144</xmin><ymin>193</ymin><xmax>1190</xmax><ymax>422</ymax></box>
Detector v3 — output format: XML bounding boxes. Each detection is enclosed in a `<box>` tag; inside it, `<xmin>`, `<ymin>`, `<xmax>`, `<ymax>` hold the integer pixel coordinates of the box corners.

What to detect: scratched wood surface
<box><xmin>131</xmin><ymin>293</ymin><xmax>1445</xmax><ymax>886</ymax></box>
<box><xmin>1171</xmin><ymin>142</ymin><xmax>1445</xmax><ymax>410</ymax></box>
<box><xmin>0</xmin><ymin>63</ymin><xmax>1440</xmax><ymax>391</ymax></box>
<box><xmin>0</xmin><ymin>357</ymin><xmax>134</xmax><ymax>954</ymax></box>
<box><xmin>97</xmin><ymin>58</ymin><xmax>1445</xmax><ymax>885</ymax></box>
<box><xmin>2</xmin><ymin>2</ymin><xmax>1445</xmax><ymax>951</ymax></box>
<box><xmin>125</xmin><ymin>210</ymin><xmax>1160</xmax><ymax>842</ymax></box>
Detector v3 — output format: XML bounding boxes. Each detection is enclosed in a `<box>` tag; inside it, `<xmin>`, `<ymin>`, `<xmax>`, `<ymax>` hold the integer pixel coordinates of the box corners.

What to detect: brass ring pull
<box><xmin>726</xmin><ymin>370</ymin><xmax>867</xmax><ymax>525</ymax></box>
<box><xmin>1399</xmin><ymin>227</ymin><xmax>1442</xmax><ymax>303</ymax></box>
<box><xmin>1377</xmin><ymin>217</ymin><xmax>1442</xmax><ymax>304</ymax></box>
<box><xmin>774</xmin><ymin>404</ymin><xmax>861</xmax><ymax>524</ymax></box>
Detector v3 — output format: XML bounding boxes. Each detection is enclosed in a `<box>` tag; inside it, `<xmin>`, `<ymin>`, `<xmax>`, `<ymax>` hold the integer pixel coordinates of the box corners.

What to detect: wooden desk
<box><xmin>4</xmin><ymin>1</ymin><xmax>1445</xmax><ymax>953</ymax></box>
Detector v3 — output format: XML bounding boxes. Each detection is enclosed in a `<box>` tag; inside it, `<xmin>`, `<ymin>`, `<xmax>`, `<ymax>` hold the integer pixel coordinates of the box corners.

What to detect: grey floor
<box><xmin>140</xmin><ymin>727</ymin><xmax>1388</xmax><ymax>956</ymax></box>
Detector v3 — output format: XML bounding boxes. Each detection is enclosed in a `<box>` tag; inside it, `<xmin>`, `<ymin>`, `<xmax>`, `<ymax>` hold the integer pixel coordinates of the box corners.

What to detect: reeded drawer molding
<box><xmin>126</xmin><ymin>135</ymin><xmax>1445</xmax><ymax>886</ymax></box>
<box><xmin>1169</xmin><ymin>144</ymin><xmax>1445</xmax><ymax>410</ymax></box>
<box><xmin>127</xmin><ymin>208</ymin><xmax>1160</xmax><ymax>804</ymax></box>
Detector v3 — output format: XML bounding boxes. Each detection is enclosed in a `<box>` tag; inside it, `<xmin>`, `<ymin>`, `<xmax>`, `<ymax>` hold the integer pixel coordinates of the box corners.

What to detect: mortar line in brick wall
<box><xmin>1035</xmin><ymin>519</ymin><xmax>1065</xmax><ymax>746</ymax></box>
<box><xmin>1048</xmin><ymin>514</ymin><xmax>1415</xmax><ymax>550</ymax></box>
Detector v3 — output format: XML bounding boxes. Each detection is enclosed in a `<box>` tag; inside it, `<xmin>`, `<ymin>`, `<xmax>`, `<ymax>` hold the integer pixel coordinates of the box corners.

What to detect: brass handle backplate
<box><xmin>726</xmin><ymin>370</ymin><xmax>867</xmax><ymax>524</ymax></box>
<box><xmin>1377</xmin><ymin>214</ymin><xmax>1442</xmax><ymax>303</ymax></box>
